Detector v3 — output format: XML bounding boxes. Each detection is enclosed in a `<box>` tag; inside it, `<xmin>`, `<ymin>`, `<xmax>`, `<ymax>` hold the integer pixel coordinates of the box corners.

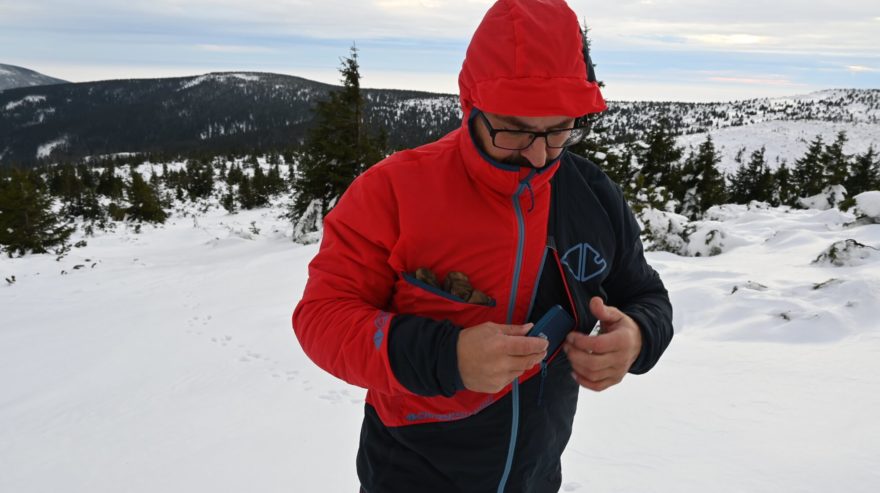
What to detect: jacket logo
<box><xmin>560</xmin><ymin>243</ymin><xmax>607</xmax><ymax>283</ymax></box>
<box><xmin>373</xmin><ymin>311</ymin><xmax>391</xmax><ymax>349</ymax></box>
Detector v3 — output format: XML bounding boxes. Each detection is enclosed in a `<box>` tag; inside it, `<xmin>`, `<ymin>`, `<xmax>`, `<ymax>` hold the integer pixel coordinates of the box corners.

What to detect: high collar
<box><xmin>457</xmin><ymin>112</ymin><xmax>562</xmax><ymax>198</ymax></box>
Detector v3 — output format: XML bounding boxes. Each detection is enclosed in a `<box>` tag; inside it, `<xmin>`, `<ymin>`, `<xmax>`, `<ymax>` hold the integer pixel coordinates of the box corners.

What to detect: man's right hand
<box><xmin>457</xmin><ymin>322</ymin><xmax>548</xmax><ymax>393</ymax></box>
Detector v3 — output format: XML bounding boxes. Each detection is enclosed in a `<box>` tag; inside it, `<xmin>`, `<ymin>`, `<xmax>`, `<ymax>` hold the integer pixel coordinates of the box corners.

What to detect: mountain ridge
<box><xmin>0</xmin><ymin>63</ymin><xmax>69</xmax><ymax>91</ymax></box>
<box><xmin>0</xmin><ymin>67</ymin><xmax>877</xmax><ymax>166</ymax></box>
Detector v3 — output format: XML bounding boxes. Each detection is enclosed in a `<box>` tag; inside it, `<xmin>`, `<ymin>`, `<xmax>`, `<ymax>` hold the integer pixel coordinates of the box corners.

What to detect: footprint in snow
<box><xmin>319</xmin><ymin>390</ymin><xmax>345</xmax><ymax>403</ymax></box>
<box><xmin>562</xmin><ymin>483</ymin><xmax>582</xmax><ymax>491</ymax></box>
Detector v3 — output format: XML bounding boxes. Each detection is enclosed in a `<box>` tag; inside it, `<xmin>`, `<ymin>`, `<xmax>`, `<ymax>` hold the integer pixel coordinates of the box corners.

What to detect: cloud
<box><xmin>683</xmin><ymin>34</ymin><xmax>772</xmax><ymax>46</ymax></box>
<box><xmin>846</xmin><ymin>65</ymin><xmax>878</xmax><ymax>73</ymax></box>
<box><xmin>375</xmin><ymin>0</ymin><xmax>444</xmax><ymax>9</ymax></box>
<box><xmin>195</xmin><ymin>44</ymin><xmax>277</xmax><ymax>54</ymax></box>
<box><xmin>3</xmin><ymin>1</ymin><xmax>878</xmax><ymax>102</ymax></box>
<box><xmin>707</xmin><ymin>76</ymin><xmax>798</xmax><ymax>86</ymax></box>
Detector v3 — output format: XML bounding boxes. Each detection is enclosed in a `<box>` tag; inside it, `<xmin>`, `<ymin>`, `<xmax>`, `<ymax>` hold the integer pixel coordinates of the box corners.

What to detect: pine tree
<box><xmin>729</xmin><ymin>147</ymin><xmax>772</xmax><ymax>204</ymax></box>
<box><xmin>268</xmin><ymin>162</ymin><xmax>285</xmax><ymax>195</ymax></box>
<box><xmin>226</xmin><ymin>163</ymin><xmax>244</xmax><ymax>186</ymax></box>
<box><xmin>126</xmin><ymin>170</ymin><xmax>168</xmax><ymax>223</ymax></box>
<box><xmin>637</xmin><ymin>118</ymin><xmax>684</xmax><ymax>192</ymax></box>
<box><xmin>221</xmin><ymin>183</ymin><xmax>237</xmax><ymax>213</ymax></box>
<box><xmin>679</xmin><ymin>135</ymin><xmax>726</xmax><ymax>219</ymax></box>
<box><xmin>238</xmin><ymin>175</ymin><xmax>256</xmax><ymax>209</ymax></box>
<box><xmin>847</xmin><ymin>146</ymin><xmax>879</xmax><ymax>195</ymax></box>
<box><xmin>794</xmin><ymin>135</ymin><xmax>826</xmax><ymax>197</ymax></box>
<box><xmin>97</xmin><ymin>165</ymin><xmax>125</xmax><ymax>200</ymax></box>
<box><xmin>822</xmin><ymin>131</ymin><xmax>850</xmax><ymax>187</ymax></box>
<box><xmin>185</xmin><ymin>159</ymin><xmax>214</xmax><ymax>200</ymax></box>
<box><xmin>293</xmin><ymin>44</ymin><xmax>387</xmax><ymax>216</ymax></box>
<box><xmin>0</xmin><ymin>170</ymin><xmax>73</xmax><ymax>256</ymax></box>
<box><xmin>772</xmin><ymin>161</ymin><xmax>798</xmax><ymax>207</ymax></box>
<box><xmin>251</xmin><ymin>165</ymin><xmax>270</xmax><ymax>207</ymax></box>
<box><xmin>569</xmin><ymin>120</ymin><xmax>635</xmax><ymax>196</ymax></box>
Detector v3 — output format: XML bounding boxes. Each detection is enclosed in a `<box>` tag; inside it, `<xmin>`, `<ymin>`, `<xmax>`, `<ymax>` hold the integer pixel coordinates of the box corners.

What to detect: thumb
<box><xmin>501</xmin><ymin>323</ymin><xmax>534</xmax><ymax>337</ymax></box>
<box><xmin>590</xmin><ymin>296</ymin><xmax>622</xmax><ymax>324</ymax></box>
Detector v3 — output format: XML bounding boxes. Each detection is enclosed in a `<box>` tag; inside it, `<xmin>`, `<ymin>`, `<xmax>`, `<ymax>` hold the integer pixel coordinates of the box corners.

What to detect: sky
<box><xmin>1</xmin><ymin>0</ymin><xmax>878</xmax><ymax>102</ymax></box>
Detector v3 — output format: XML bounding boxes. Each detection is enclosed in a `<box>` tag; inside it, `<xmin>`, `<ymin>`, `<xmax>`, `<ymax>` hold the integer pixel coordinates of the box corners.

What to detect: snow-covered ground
<box><xmin>676</xmin><ymin>120</ymin><xmax>880</xmax><ymax>174</ymax></box>
<box><xmin>2</xmin><ymin>199</ymin><xmax>879</xmax><ymax>492</ymax></box>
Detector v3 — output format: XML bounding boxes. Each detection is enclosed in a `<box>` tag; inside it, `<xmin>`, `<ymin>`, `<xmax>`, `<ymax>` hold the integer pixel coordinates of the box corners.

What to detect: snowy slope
<box><xmin>676</xmin><ymin>120</ymin><xmax>880</xmax><ymax>174</ymax></box>
<box><xmin>0</xmin><ymin>63</ymin><xmax>68</xmax><ymax>91</ymax></box>
<box><xmin>2</xmin><ymin>187</ymin><xmax>880</xmax><ymax>491</ymax></box>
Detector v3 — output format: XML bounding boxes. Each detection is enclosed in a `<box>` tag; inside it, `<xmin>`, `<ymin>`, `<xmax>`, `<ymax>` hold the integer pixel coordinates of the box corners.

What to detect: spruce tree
<box><xmin>794</xmin><ymin>135</ymin><xmax>826</xmax><ymax>197</ymax></box>
<box><xmin>772</xmin><ymin>161</ymin><xmax>798</xmax><ymax>207</ymax></box>
<box><xmin>847</xmin><ymin>146</ymin><xmax>879</xmax><ymax>195</ymax></box>
<box><xmin>185</xmin><ymin>159</ymin><xmax>214</xmax><ymax>200</ymax></box>
<box><xmin>729</xmin><ymin>147</ymin><xmax>772</xmax><ymax>204</ymax></box>
<box><xmin>126</xmin><ymin>170</ymin><xmax>168</xmax><ymax>223</ymax></box>
<box><xmin>293</xmin><ymin>44</ymin><xmax>387</xmax><ymax>216</ymax></box>
<box><xmin>679</xmin><ymin>135</ymin><xmax>726</xmax><ymax>219</ymax></box>
<box><xmin>221</xmin><ymin>183</ymin><xmax>237</xmax><ymax>213</ymax></box>
<box><xmin>637</xmin><ymin>118</ymin><xmax>684</xmax><ymax>192</ymax></box>
<box><xmin>822</xmin><ymin>131</ymin><xmax>850</xmax><ymax>187</ymax></box>
<box><xmin>97</xmin><ymin>165</ymin><xmax>125</xmax><ymax>200</ymax></box>
<box><xmin>238</xmin><ymin>175</ymin><xmax>256</xmax><ymax>209</ymax></box>
<box><xmin>0</xmin><ymin>170</ymin><xmax>73</xmax><ymax>256</ymax></box>
<box><xmin>251</xmin><ymin>165</ymin><xmax>270</xmax><ymax>207</ymax></box>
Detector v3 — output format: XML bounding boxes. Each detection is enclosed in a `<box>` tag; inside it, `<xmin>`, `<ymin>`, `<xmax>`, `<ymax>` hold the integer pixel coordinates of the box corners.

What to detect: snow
<box><xmin>854</xmin><ymin>191</ymin><xmax>880</xmax><ymax>220</ymax></box>
<box><xmin>180</xmin><ymin>73</ymin><xmax>261</xmax><ymax>90</ymax></box>
<box><xmin>798</xmin><ymin>185</ymin><xmax>847</xmax><ymax>210</ymax></box>
<box><xmin>35</xmin><ymin>136</ymin><xmax>68</xmax><ymax>159</ymax></box>
<box><xmin>4</xmin><ymin>94</ymin><xmax>47</xmax><ymax>111</ymax></box>
<box><xmin>676</xmin><ymin>121</ymin><xmax>880</xmax><ymax>174</ymax></box>
<box><xmin>2</xmin><ymin>186</ymin><xmax>880</xmax><ymax>492</ymax></box>
<box><xmin>813</xmin><ymin>239</ymin><xmax>880</xmax><ymax>267</ymax></box>
<box><xmin>179</xmin><ymin>75</ymin><xmax>211</xmax><ymax>90</ymax></box>
<box><xmin>230</xmin><ymin>73</ymin><xmax>260</xmax><ymax>82</ymax></box>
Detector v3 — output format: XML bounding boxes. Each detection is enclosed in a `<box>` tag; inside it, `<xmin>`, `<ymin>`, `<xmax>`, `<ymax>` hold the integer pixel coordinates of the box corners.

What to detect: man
<box><xmin>292</xmin><ymin>0</ymin><xmax>673</xmax><ymax>491</ymax></box>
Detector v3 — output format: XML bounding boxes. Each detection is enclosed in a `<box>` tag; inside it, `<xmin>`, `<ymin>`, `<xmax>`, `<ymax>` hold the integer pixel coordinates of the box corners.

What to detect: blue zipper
<box><xmin>524</xmin><ymin>247</ymin><xmax>549</xmax><ymax>323</ymax></box>
<box><xmin>497</xmin><ymin>179</ymin><xmax>531</xmax><ymax>493</ymax></box>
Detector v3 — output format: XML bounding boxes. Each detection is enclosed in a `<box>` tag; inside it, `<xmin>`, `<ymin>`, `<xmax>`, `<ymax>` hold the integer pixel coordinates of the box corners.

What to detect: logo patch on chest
<box><xmin>560</xmin><ymin>243</ymin><xmax>607</xmax><ymax>283</ymax></box>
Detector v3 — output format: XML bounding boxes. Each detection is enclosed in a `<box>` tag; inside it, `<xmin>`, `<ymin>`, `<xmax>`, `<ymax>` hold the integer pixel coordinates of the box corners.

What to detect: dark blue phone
<box><xmin>526</xmin><ymin>304</ymin><xmax>575</xmax><ymax>361</ymax></box>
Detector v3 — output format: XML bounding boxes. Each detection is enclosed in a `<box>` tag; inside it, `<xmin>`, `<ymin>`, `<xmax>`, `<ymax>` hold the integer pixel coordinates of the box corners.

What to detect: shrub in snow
<box><xmin>812</xmin><ymin>239</ymin><xmax>880</xmax><ymax>267</ymax></box>
<box><xmin>852</xmin><ymin>191</ymin><xmax>880</xmax><ymax>223</ymax></box>
<box><xmin>639</xmin><ymin>208</ymin><xmax>689</xmax><ymax>255</ymax></box>
<box><xmin>682</xmin><ymin>221</ymin><xmax>738</xmax><ymax>257</ymax></box>
<box><xmin>638</xmin><ymin>208</ymin><xmax>739</xmax><ymax>257</ymax></box>
<box><xmin>797</xmin><ymin>185</ymin><xmax>847</xmax><ymax>211</ymax></box>
<box><xmin>293</xmin><ymin>199</ymin><xmax>323</xmax><ymax>245</ymax></box>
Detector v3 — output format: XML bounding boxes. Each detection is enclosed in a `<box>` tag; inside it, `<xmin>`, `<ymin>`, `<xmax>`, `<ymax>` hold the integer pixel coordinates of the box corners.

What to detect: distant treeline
<box><xmin>2</xmin><ymin>125</ymin><xmax>878</xmax><ymax>257</ymax></box>
<box><xmin>2</xmin><ymin>46</ymin><xmax>879</xmax><ymax>257</ymax></box>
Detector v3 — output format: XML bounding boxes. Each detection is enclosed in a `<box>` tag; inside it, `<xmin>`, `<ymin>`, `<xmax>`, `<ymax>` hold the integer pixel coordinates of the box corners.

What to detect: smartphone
<box><xmin>526</xmin><ymin>305</ymin><xmax>575</xmax><ymax>361</ymax></box>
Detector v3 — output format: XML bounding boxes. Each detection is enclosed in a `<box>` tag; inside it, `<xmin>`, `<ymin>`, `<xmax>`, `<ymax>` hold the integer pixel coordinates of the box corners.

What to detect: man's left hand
<box><xmin>563</xmin><ymin>297</ymin><xmax>642</xmax><ymax>392</ymax></box>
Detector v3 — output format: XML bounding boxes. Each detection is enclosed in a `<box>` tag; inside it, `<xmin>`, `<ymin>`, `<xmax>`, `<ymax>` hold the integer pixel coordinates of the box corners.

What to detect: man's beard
<box><xmin>502</xmin><ymin>155</ymin><xmax>552</xmax><ymax>169</ymax></box>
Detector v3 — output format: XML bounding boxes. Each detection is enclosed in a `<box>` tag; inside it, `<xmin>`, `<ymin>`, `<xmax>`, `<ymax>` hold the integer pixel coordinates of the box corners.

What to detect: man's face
<box><xmin>473</xmin><ymin>111</ymin><xmax>576</xmax><ymax>169</ymax></box>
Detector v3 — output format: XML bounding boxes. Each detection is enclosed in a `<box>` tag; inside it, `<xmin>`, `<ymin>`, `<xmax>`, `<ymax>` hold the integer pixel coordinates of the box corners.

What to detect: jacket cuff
<box><xmin>622</xmin><ymin>308</ymin><xmax>655</xmax><ymax>375</ymax></box>
<box><xmin>387</xmin><ymin>314</ymin><xmax>465</xmax><ymax>397</ymax></box>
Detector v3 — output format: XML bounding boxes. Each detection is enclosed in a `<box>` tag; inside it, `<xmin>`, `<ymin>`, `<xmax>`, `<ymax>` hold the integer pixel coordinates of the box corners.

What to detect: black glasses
<box><xmin>476</xmin><ymin>110</ymin><xmax>589</xmax><ymax>150</ymax></box>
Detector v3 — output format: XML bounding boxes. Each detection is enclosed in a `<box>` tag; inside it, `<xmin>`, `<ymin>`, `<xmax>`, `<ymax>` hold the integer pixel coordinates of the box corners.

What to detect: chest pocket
<box><xmin>390</xmin><ymin>271</ymin><xmax>500</xmax><ymax>331</ymax></box>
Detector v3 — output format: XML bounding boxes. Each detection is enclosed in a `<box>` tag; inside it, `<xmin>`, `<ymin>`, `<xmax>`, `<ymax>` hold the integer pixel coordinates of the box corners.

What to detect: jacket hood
<box><xmin>458</xmin><ymin>0</ymin><xmax>607</xmax><ymax>119</ymax></box>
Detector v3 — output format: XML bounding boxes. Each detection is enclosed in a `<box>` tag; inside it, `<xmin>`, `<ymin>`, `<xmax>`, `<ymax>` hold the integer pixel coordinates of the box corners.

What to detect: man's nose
<box><xmin>521</xmin><ymin>136</ymin><xmax>550</xmax><ymax>168</ymax></box>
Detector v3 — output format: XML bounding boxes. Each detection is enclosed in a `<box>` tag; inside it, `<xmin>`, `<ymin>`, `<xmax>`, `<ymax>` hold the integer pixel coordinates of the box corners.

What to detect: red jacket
<box><xmin>292</xmin><ymin>0</ymin><xmax>607</xmax><ymax>428</ymax></box>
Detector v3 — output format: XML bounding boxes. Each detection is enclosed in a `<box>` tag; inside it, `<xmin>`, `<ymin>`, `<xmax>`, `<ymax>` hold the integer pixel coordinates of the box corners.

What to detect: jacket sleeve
<box><xmin>292</xmin><ymin>167</ymin><xmax>464</xmax><ymax>397</ymax></box>
<box><xmin>601</xmin><ymin>184</ymin><xmax>674</xmax><ymax>375</ymax></box>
